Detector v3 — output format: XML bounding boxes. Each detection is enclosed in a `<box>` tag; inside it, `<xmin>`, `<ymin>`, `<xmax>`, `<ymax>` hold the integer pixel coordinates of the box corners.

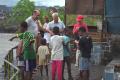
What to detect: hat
<box><xmin>76</xmin><ymin>15</ymin><xmax>84</xmax><ymax>21</ymax></box>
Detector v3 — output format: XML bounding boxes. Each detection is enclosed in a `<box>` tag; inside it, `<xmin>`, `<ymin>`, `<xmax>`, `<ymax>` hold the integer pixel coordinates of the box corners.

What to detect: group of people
<box><xmin>10</xmin><ymin>8</ymin><xmax>93</xmax><ymax>80</ymax></box>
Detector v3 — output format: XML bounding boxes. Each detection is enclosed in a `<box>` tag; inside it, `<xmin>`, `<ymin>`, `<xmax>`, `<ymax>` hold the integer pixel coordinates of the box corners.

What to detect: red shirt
<box><xmin>73</xmin><ymin>22</ymin><xmax>88</xmax><ymax>34</ymax></box>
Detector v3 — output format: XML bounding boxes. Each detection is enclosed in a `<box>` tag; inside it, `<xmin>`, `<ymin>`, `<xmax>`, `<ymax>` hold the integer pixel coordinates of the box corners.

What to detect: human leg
<box><xmin>39</xmin><ymin>65</ymin><xmax>43</xmax><ymax>76</ymax></box>
<box><xmin>62</xmin><ymin>57</ymin><xmax>65</xmax><ymax>80</ymax></box>
<box><xmin>79</xmin><ymin>57</ymin><xmax>90</xmax><ymax>80</ymax></box>
<box><xmin>51</xmin><ymin>60</ymin><xmax>57</xmax><ymax>80</ymax></box>
<box><xmin>82</xmin><ymin>70</ymin><xmax>89</xmax><ymax>80</ymax></box>
<box><xmin>57</xmin><ymin>60</ymin><xmax>63</xmax><ymax>80</ymax></box>
<box><xmin>75</xmin><ymin>49</ymin><xmax>80</xmax><ymax>66</ymax></box>
<box><xmin>66</xmin><ymin>56</ymin><xmax>73</xmax><ymax>80</ymax></box>
<box><xmin>45</xmin><ymin>65</ymin><xmax>48</xmax><ymax>76</ymax></box>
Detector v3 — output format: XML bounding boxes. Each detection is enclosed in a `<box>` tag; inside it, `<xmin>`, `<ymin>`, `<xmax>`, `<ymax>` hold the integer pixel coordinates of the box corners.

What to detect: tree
<box><xmin>9</xmin><ymin>0</ymin><xmax>35</xmax><ymax>24</ymax></box>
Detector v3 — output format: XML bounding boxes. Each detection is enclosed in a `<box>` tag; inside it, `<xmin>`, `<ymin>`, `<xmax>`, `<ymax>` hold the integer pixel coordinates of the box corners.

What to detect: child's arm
<box><xmin>66</xmin><ymin>42</ymin><xmax>72</xmax><ymax>54</ymax></box>
<box><xmin>12</xmin><ymin>45</ymin><xmax>18</xmax><ymax>49</ymax></box>
<box><xmin>9</xmin><ymin>36</ymin><xmax>18</xmax><ymax>41</ymax></box>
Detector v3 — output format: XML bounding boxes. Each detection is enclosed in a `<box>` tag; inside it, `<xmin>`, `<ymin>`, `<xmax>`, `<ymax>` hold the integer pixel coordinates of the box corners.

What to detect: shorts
<box><xmin>17</xmin><ymin>55</ymin><xmax>24</xmax><ymax>67</ymax></box>
<box><xmin>24</xmin><ymin>59</ymin><xmax>36</xmax><ymax>72</ymax></box>
<box><xmin>79</xmin><ymin>57</ymin><xmax>90</xmax><ymax>70</ymax></box>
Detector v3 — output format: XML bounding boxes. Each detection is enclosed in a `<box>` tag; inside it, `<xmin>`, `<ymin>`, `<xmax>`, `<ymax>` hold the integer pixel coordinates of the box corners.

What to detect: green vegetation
<box><xmin>9</xmin><ymin>0</ymin><xmax>35</xmax><ymax>24</ymax></box>
<box><xmin>0</xmin><ymin>0</ymin><xmax>65</xmax><ymax>32</ymax></box>
<box><xmin>66</xmin><ymin>15</ymin><xmax>102</xmax><ymax>26</ymax></box>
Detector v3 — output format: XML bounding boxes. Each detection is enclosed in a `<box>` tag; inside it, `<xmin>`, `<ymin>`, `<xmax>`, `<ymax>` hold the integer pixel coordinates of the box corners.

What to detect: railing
<box><xmin>4</xmin><ymin>49</ymin><xmax>21</xmax><ymax>80</ymax></box>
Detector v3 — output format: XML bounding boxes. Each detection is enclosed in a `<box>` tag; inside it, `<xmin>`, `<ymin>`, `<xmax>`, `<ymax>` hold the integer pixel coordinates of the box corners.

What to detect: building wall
<box><xmin>66</xmin><ymin>0</ymin><xmax>104</xmax><ymax>15</ymax></box>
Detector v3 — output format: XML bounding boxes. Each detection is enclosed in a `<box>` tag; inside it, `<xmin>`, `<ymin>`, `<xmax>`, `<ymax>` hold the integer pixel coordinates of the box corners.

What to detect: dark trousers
<box><xmin>62</xmin><ymin>56</ymin><xmax>72</xmax><ymax>79</ymax></box>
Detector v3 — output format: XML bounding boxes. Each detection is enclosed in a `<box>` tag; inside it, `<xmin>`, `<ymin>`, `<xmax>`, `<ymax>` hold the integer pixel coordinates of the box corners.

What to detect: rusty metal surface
<box><xmin>66</xmin><ymin>0</ymin><xmax>104</xmax><ymax>15</ymax></box>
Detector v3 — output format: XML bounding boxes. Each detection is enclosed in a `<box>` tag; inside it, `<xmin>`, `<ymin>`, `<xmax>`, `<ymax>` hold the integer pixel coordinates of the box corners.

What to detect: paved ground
<box><xmin>33</xmin><ymin>63</ymin><xmax>105</xmax><ymax>80</ymax></box>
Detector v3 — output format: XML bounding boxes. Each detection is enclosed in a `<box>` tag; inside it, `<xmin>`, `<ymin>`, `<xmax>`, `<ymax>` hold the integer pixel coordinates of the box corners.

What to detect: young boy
<box><xmin>37</xmin><ymin>38</ymin><xmax>49</xmax><ymax>76</ymax></box>
<box><xmin>10</xmin><ymin>21</ymin><xmax>36</xmax><ymax>80</ymax></box>
<box><xmin>62</xmin><ymin>28</ymin><xmax>73</xmax><ymax>80</ymax></box>
<box><xmin>76</xmin><ymin>27</ymin><xmax>93</xmax><ymax>80</ymax></box>
<box><xmin>49</xmin><ymin>27</ymin><xmax>64</xmax><ymax>80</ymax></box>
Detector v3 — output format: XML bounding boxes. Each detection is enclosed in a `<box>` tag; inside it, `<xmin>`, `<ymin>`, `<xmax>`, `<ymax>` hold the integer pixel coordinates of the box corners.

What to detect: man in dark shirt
<box><xmin>76</xmin><ymin>27</ymin><xmax>93</xmax><ymax>80</ymax></box>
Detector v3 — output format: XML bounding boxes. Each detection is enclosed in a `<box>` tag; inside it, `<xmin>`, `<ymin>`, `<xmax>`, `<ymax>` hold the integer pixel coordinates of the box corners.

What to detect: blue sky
<box><xmin>0</xmin><ymin>0</ymin><xmax>65</xmax><ymax>7</ymax></box>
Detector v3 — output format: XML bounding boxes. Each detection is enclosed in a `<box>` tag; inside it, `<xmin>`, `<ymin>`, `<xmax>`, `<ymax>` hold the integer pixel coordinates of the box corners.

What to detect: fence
<box><xmin>4</xmin><ymin>49</ymin><xmax>20</xmax><ymax>80</ymax></box>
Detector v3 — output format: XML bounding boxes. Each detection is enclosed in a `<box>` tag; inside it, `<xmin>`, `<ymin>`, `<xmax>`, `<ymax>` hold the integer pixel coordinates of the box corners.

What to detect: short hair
<box><xmin>52</xmin><ymin>12</ymin><xmax>58</xmax><ymax>17</ymax></box>
<box><xmin>79</xmin><ymin>27</ymin><xmax>86</xmax><ymax>32</ymax></box>
<box><xmin>41</xmin><ymin>38</ymin><xmax>46</xmax><ymax>45</ymax></box>
<box><xmin>20</xmin><ymin>21</ymin><xmax>28</xmax><ymax>29</ymax></box>
<box><xmin>53</xmin><ymin>27</ymin><xmax>59</xmax><ymax>34</ymax></box>
<box><xmin>50</xmin><ymin>7</ymin><xmax>58</xmax><ymax>12</ymax></box>
<box><xmin>32</xmin><ymin>9</ymin><xmax>40</xmax><ymax>15</ymax></box>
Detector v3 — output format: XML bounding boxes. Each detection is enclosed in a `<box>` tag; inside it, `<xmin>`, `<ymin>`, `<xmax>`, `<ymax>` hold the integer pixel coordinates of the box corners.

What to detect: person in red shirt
<box><xmin>73</xmin><ymin>15</ymin><xmax>89</xmax><ymax>67</ymax></box>
<box><xmin>73</xmin><ymin>15</ymin><xmax>88</xmax><ymax>35</ymax></box>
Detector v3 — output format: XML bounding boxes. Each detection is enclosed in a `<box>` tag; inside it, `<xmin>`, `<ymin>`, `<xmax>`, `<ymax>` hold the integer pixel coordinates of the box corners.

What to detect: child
<box><xmin>10</xmin><ymin>21</ymin><xmax>36</xmax><ymax>80</ymax></box>
<box><xmin>76</xmin><ymin>27</ymin><xmax>93</xmax><ymax>80</ymax></box>
<box><xmin>49</xmin><ymin>27</ymin><xmax>64</xmax><ymax>80</ymax></box>
<box><xmin>62</xmin><ymin>28</ymin><xmax>73</xmax><ymax>80</ymax></box>
<box><xmin>37</xmin><ymin>38</ymin><xmax>49</xmax><ymax>76</ymax></box>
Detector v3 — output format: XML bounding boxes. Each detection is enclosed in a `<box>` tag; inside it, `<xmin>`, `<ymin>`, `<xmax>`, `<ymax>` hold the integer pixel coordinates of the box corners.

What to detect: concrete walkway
<box><xmin>33</xmin><ymin>63</ymin><xmax>104</xmax><ymax>80</ymax></box>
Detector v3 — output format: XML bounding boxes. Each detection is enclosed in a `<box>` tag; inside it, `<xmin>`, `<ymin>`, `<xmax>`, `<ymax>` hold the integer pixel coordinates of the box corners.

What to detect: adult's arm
<box><xmin>36</xmin><ymin>20</ymin><xmax>44</xmax><ymax>32</ymax></box>
<box><xmin>46</xmin><ymin>22</ymin><xmax>54</xmax><ymax>35</ymax></box>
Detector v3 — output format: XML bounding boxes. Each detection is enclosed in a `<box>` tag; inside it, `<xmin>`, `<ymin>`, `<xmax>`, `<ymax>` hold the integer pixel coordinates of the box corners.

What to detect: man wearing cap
<box><xmin>73</xmin><ymin>15</ymin><xmax>88</xmax><ymax>35</ymax></box>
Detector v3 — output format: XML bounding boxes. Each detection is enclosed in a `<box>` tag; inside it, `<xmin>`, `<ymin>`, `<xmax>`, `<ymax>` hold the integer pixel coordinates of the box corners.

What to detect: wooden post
<box><xmin>64</xmin><ymin>0</ymin><xmax>67</xmax><ymax>26</ymax></box>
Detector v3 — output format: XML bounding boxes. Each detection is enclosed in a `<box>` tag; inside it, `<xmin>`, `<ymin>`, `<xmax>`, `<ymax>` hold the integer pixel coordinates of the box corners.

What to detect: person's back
<box><xmin>79</xmin><ymin>35</ymin><xmax>92</xmax><ymax>58</ymax></box>
<box><xmin>37</xmin><ymin>38</ymin><xmax>49</xmax><ymax>76</ymax></box>
<box><xmin>63</xmin><ymin>35</ymin><xmax>70</xmax><ymax>57</ymax></box>
<box><xmin>49</xmin><ymin>27</ymin><xmax>64</xmax><ymax>80</ymax></box>
<box><xmin>37</xmin><ymin>45</ymin><xmax>49</xmax><ymax>60</ymax></box>
<box><xmin>50</xmin><ymin>34</ymin><xmax>63</xmax><ymax>60</ymax></box>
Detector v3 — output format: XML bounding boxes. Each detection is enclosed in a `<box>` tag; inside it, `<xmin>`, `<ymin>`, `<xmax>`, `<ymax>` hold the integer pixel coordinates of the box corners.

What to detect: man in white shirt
<box><xmin>26</xmin><ymin>10</ymin><xmax>42</xmax><ymax>36</ymax></box>
<box><xmin>46</xmin><ymin>13</ymin><xmax>65</xmax><ymax>36</ymax></box>
<box><xmin>26</xmin><ymin>10</ymin><xmax>42</xmax><ymax>51</ymax></box>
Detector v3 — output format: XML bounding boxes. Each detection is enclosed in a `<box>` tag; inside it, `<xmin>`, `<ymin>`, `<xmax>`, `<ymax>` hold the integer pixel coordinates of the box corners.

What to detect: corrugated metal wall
<box><xmin>105</xmin><ymin>0</ymin><xmax>120</xmax><ymax>33</ymax></box>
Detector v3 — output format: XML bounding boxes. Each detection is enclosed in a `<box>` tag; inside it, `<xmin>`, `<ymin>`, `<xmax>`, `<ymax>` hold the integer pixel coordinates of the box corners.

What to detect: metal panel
<box><xmin>105</xmin><ymin>0</ymin><xmax>120</xmax><ymax>33</ymax></box>
<box><xmin>66</xmin><ymin>0</ymin><xmax>104</xmax><ymax>15</ymax></box>
<box><xmin>107</xmin><ymin>18</ymin><xmax>120</xmax><ymax>33</ymax></box>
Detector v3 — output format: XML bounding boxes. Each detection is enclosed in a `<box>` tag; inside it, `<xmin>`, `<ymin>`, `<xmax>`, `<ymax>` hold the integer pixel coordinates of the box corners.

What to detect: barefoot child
<box><xmin>37</xmin><ymin>38</ymin><xmax>50</xmax><ymax>76</ymax></box>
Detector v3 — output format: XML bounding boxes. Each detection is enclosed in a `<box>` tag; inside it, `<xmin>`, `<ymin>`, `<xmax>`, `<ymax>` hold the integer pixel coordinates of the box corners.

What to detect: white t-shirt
<box><xmin>26</xmin><ymin>16</ymin><xmax>38</xmax><ymax>35</ymax></box>
<box><xmin>47</xmin><ymin>21</ymin><xmax>65</xmax><ymax>32</ymax></box>
<box><xmin>50</xmin><ymin>35</ymin><xmax>64</xmax><ymax>60</ymax></box>
<box><xmin>43</xmin><ymin>23</ymin><xmax>51</xmax><ymax>43</ymax></box>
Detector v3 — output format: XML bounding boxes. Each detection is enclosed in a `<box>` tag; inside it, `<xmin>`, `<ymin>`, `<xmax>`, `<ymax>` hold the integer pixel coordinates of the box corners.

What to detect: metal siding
<box><xmin>107</xmin><ymin>18</ymin><xmax>120</xmax><ymax>33</ymax></box>
<box><xmin>106</xmin><ymin>0</ymin><xmax>120</xmax><ymax>16</ymax></box>
<box><xmin>105</xmin><ymin>0</ymin><xmax>120</xmax><ymax>33</ymax></box>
